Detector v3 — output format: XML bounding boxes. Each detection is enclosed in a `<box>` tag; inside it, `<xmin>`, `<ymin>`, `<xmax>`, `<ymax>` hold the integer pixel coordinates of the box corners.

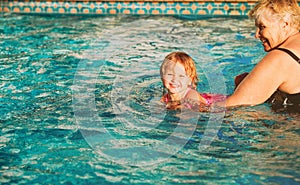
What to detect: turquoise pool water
<box><xmin>1</xmin><ymin>13</ymin><xmax>299</xmax><ymax>184</ymax></box>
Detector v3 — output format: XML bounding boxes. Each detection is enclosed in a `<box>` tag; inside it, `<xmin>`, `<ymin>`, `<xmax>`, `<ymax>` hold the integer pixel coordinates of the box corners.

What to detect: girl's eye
<box><xmin>179</xmin><ymin>75</ymin><xmax>186</xmax><ymax>78</ymax></box>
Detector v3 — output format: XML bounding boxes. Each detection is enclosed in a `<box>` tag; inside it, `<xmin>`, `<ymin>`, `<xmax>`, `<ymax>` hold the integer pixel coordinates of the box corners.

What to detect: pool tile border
<box><xmin>1</xmin><ymin>1</ymin><xmax>299</xmax><ymax>16</ymax></box>
<box><xmin>0</xmin><ymin>0</ymin><xmax>261</xmax><ymax>16</ymax></box>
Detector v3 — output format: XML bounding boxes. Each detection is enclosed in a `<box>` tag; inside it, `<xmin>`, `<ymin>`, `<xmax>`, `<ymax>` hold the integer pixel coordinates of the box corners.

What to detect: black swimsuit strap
<box><xmin>276</xmin><ymin>48</ymin><xmax>300</xmax><ymax>64</ymax></box>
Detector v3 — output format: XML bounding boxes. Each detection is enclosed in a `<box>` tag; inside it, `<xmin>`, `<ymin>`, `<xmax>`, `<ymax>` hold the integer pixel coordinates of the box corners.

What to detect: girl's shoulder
<box><xmin>185</xmin><ymin>88</ymin><xmax>198</xmax><ymax>98</ymax></box>
<box><xmin>185</xmin><ymin>89</ymin><xmax>208</xmax><ymax>104</ymax></box>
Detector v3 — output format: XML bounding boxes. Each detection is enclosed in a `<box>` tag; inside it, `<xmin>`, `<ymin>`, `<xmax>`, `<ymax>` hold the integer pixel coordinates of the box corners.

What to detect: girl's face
<box><xmin>161</xmin><ymin>60</ymin><xmax>192</xmax><ymax>97</ymax></box>
<box><xmin>254</xmin><ymin>12</ymin><xmax>286</xmax><ymax>51</ymax></box>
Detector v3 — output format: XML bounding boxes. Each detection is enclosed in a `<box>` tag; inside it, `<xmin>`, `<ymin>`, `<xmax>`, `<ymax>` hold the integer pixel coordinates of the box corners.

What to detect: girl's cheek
<box><xmin>162</xmin><ymin>79</ymin><xmax>170</xmax><ymax>87</ymax></box>
<box><xmin>186</xmin><ymin>78</ymin><xmax>192</xmax><ymax>85</ymax></box>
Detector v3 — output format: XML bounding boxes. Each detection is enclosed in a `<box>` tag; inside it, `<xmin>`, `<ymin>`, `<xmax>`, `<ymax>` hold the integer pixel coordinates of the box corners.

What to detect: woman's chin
<box><xmin>264</xmin><ymin>46</ymin><xmax>272</xmax><ymax>52</ymax></box>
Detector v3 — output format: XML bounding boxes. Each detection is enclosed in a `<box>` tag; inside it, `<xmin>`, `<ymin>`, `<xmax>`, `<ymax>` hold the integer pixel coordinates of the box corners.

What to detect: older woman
<box><xmin>221</xmin><ymin>0</ymin><xmax>300</xmax><ymax>111</ymax></box>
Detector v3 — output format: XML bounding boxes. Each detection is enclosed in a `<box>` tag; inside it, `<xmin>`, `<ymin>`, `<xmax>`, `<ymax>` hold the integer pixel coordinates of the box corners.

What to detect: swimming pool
<box><xmin>1</xmin><ymin>13</ymin><xmax>299</xmax><ymax>184</ymax></box>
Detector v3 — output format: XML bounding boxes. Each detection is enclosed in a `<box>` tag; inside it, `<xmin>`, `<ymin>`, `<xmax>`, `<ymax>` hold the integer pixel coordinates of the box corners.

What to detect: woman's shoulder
<box><xmin>279</xmin><ymin>33</ymin><xmax>300</xmax><ymax>59</ymax></box>
<box><xmin>268</xmin><ymin>47</ymin><xmax>300</xmax><ymax>65</ymax></box>
<box><xmin>254</xmin><ymin>51</ymin><xmax>285</xmax><ymax>73</ymax></box>
<box><xmin>262</xmin><ymin>48</ymin><xmax>298</xmax><ymax>67</ymax></box>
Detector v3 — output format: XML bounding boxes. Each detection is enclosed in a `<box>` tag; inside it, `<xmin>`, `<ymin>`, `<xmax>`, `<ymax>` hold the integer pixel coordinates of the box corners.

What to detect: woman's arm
<box><xmin>225</xmin><ymin>50</ymin><xmax>288</xmax><ymax>107</ymax></box>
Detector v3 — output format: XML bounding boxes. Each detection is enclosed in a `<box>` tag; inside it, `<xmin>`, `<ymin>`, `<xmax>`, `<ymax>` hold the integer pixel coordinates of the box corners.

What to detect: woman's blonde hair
<box><xmin>249</xmin><ymin>0</ymin><xmax>300</xmax><ymax>30</ymax></box>
<box><xmin>160</xmin><ymin>51</ymin><xmax>199</xmax><ymax>89</ymax></box>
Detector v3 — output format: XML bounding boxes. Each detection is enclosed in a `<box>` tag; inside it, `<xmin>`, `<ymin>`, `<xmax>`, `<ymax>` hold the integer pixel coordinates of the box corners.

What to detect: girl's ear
<box><xmin>189</xmin><ymin>80</ymin><xmax>196</xmax><ymax>89</ymax></box>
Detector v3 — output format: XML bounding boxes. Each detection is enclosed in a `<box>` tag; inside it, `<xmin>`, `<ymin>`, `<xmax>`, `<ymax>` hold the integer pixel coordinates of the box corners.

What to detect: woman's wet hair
<box><xmin>249</xmin><ymin>0</ymin><xmax>300</xmax><ymax>30</ymax></box>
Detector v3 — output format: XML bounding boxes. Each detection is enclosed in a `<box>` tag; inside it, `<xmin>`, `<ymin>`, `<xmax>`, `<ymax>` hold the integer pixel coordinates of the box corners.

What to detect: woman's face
<box><xmin>254</xmin><ymin>11</ymin><xmax>286</xmax><ymax>51</ymax></box>
<box><xmin>161</xmin><ymin>60</ymin><xmax>192</xmax><ymax>96</ymax></box>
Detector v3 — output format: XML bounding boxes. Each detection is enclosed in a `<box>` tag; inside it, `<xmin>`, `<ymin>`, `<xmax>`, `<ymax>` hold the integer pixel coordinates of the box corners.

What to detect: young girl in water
<box><xmin>160</xmin><ymin>51</ymin><xmax>224</xmax><ymax>110</ymax></box>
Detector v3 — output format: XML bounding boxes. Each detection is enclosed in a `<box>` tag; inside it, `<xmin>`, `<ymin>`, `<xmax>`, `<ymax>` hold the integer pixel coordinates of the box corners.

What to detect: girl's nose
<box><xmin>171</xmin><ymin>76</ymin><xmax>176</xmax><ymax>82</ymax></box>
<box><xmin>171</xmin><ymin>75</ymin><xmax>179</xmax><ymax>82</ymax></box>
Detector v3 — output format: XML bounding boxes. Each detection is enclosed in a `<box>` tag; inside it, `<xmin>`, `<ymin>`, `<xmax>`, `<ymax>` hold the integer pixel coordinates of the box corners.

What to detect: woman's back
<box><xmin>275</xmin><ymin>33</ymin><xmax>300</xmax><ymax>94</ymax></box>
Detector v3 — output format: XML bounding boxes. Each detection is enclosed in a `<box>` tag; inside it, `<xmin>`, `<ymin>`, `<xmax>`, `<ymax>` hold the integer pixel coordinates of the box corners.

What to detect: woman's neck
<box><xmin>276</xmin><ymin>29</ymin><xmax>300</xmax><ymax>48</ymax></box>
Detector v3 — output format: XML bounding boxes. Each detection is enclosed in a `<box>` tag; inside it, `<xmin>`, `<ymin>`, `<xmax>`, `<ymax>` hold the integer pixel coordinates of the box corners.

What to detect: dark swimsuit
<box><xmin>267</xmin><ymin>48</ymin><xmax>300</xmax><ymax>112</ymax></box>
